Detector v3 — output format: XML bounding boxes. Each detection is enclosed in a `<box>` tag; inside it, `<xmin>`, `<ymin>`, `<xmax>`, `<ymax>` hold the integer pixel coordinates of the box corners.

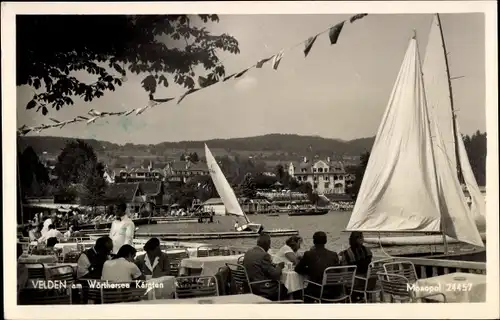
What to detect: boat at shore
<box><xmin>288</xmin><ymin>208</ymin><xmax>330</xmax><ymax>216</ymax></box>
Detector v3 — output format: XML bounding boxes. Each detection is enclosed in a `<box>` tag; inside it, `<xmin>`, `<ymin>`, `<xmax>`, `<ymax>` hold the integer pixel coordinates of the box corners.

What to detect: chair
<box><xmin>383</xmin><ymin>261</ymin><xmax>418</xmax><ymax>283</ymax></box>
<box><xmin>22</xmin><ymin>263</ymin><xmax>46</xmax><ymax>279</ymax></box>
<box><xmin>63</xmin><ymin>250</ymin><xmax>82</xmax><ymax>263</ymax></box>
<box><xmin>175</xmin><ymin>275</ymin><xmax>219</xmax><ymax>299</ymax></box>
<box><xmin>219</xmin><ymin>247</ymin><xmax>232</xmax><ymax>256</ymax></box>
<box><xmin>352</xmin><ymin>257</ymin><xmax>395</xmax><ymax>303</ymax></box>
<box><xmin>377</xmin><ymin>272</ymin><xmax>447</xmax><ymax>303</ymax></box>
<box><xmin>303</xmin><ymin>265</ymin><xmax>357</xmax><ymax>303</ymax></box>
<box><xmin>225</xmin><ymin>263</ymin><xmax>281</xmax><ymax>300</ymax></box>
<box><xmin>87</xmin><ymin>281</ymin><xmax>146</xmax><ymax>304</ymax></box>
<box><xmin>47</xmin><ymin>264</ymin><xmax>75</xmax><ymax>282</ymax></box>
<box><xmin>169</xmin><ymin>249</ymin><xmax>189</xmax><ymax>276</ymax></box>
<box><xmin>197</xmin><ymin>247</ymin><xmax>211</xmax><ymax>258</ymax></box>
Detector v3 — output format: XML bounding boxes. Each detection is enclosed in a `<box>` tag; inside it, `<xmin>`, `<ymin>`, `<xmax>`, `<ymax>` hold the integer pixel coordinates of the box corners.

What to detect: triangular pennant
<box><xmin>86</xmin><ymin>117</ymin><xmax>99</xmax><ymax>124</ymax></box>
<box><xmin>329</xmin><ymin>21</ymin><xmax>345</xmax><ymax>45</ymax></box>
<box><xmin>234</xmin><ymin>67</ymin><xmax>252</xmax><ymax>79</ymax></box>
<box><xmin>223</xmin><ymin>73</ymin><xmax>237</xmax><ymax>82</ymax></box>
<box><xmin>272</xmin><ymin>51</ymin><xmax>284</xmax><ymax>70</ymax></box>
<box><xmin>136</xmin><ymin>106</ymin><xmax>149</xmax><ymax>115</ymax></box>
<box><xmin>124</xmin><ymin>109</ymin><xmax>136</xmax><ymax>116</ymax></box>
<box><xmin>350</xmin><ymin>13</ymin><xmax>368</xmax><ymax>23</ymax></box>
<box><xmin>304</xmin><ymin>36</ymin><xmax>318</xmax><ymax>57</ymax></box>
<box><xmin>256</xmin><ymin>56</ymin><xmax>274</xmax><ymax>68</ymax></box>
<box><xmin>151</xmin><ymin>97</ymin><xmax>175</xmax><ymax>104</ymax></box>
<box><xmin>177</xmin><ymin>88</ymin><xmax>200</xmax><ymax>104</ymax></box>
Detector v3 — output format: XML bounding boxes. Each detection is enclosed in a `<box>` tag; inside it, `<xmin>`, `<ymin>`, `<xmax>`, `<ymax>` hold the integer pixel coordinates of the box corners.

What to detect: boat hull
<box><xmin>288</xmin><ymin>209</ymin><xmax>329</xmax><ymax>216</ymax></box>
<box><xmin>365</xmin><ymin>232</ymin><xmax>487</xmax><ymax>246</ymax></box>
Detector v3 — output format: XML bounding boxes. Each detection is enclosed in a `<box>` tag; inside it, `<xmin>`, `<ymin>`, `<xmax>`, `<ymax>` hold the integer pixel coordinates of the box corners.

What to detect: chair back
<box><xmin>48</xmin><ymin>264</ymin><xmax>75</xmax><ymax>282</ymax></box>
<box><xmin>225</xmin><ymin>263</ymin><xmax>251</xmax><ymax>294</ymax></box>
<box><xmin>383</xmin><ymin>261</ymin><xmax>418</xmax><ymax>283</ymax></box>
<box><xmin>23</xmin><ymin>263</ymin><xmax>46</xmax><ymax>279</ymax></box>
<box><xmin>63</xmin><ymin>250</ymin><xmax>81</xmax><ymax>263</ymax></box>
<box><xmin>175</xmin><ymin>275</ymin><xmax>219</xmax><ymax>299</ymax></box>
<box><xmin>169</xmin><ymin>249</ymin><xmax>189</xmax><ymax>276</ymax></box>
<box><xmin>377</xmin><ymin>272</ymin><xmax>412</xmax><ymax>302</ymax></box>
<box><xmin>323</xmin><ymin>265</ymin><xmax>357</xmax><ymax>288</ymax></box>
<box><xmin>219</xmin><ymin>247</ymin><xmax>231</xmax><ymax>256</ymax></box>
<box><xmin>197</xmin><ymin>247</ymin><xmax>210</xmax><ymax>257</ymax></box>
<box><xmin>87</xmin><ymin>281</ymin><xmax>146</xmax><ymax>304</ymax></box>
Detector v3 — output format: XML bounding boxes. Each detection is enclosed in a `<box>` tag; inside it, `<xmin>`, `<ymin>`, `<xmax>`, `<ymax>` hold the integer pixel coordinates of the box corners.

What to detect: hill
<box><xmin>17</xmin><ymin>134</ymin><xmax>375</xmax><ymax>159</ymax></box>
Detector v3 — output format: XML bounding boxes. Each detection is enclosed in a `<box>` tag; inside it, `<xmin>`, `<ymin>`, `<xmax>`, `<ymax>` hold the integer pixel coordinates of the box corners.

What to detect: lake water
<box><xmin>138</xmin><ymin>211</ymin><xmax>475</xmax><ymax>256</ymax></box>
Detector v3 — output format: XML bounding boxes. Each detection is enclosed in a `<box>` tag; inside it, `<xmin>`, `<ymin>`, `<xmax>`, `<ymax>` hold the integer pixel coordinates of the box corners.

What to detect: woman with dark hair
<box><xmin>273</xmin><ymin>235</ymin><xmax>303</xmax><ymax>265</ymax></box>
<box><xmin>340</xmin><ymin>232</ymin><xmax>372</xmax><ymax>274</ymax></box>
<box><xmin>77</xmin><ymin>236</ymin><xmax>113</xmax><ymax>279</ymax></box>
<box><xmin>135</xmin><ymin>238</ymin><xmax>171</xmax><ymax>278</ymax></box>
<box><xmin>101</xmin><ymin>244</ymin><xmax>144</xmax><ymax>282</ymax></box>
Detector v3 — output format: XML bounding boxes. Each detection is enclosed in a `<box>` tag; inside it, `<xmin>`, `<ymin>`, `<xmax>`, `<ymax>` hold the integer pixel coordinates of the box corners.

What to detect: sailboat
<box><xmin>362</xmin><ymin>14</ymin><xmax>487</xmax><ymax>247</ymax></box>
<box><xmin>205</xmin><ymin>144</ymin><xmax>297</xmax><ymax>234</ymax></box>
<box><xmin>345</xmin><ymin>18</ymin><xmax>485</xmax><ymax>254</ymax></box>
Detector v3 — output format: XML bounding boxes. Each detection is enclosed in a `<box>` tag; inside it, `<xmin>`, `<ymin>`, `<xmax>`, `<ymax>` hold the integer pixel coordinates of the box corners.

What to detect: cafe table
<box><xmin>18</xmin><ymin>254</ymin><xmax>58</xmax><ymax>264</ymax></box>
<box><xmin>281</xmin><ymin>269</ymin><xmax>307</xmax><ymax>298</ymax></box>
<box><xmin>179</xmin><ymin>254</ymin><xmax>244</xmax><ymax>276</ymax></box>
<box><xmin>412</xmin><ymin>272</ymin><xmax>486</xmax><ymax>302</ymax></box>
<box><xmin>124</xmin><ymin>293</ymin><xmax>271</xmax><ymax>304</ymax></box>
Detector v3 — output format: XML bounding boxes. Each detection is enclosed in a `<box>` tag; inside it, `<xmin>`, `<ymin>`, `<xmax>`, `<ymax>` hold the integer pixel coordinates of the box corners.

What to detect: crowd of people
<box><xmin>241</xmin><ymin>231</ymin><xmax>372</xmax><ymax>302</ymax></box>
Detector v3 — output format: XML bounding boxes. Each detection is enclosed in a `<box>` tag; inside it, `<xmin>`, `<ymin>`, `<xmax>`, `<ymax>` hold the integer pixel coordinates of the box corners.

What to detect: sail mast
<box><xmin>414</xmin><ymin>29</ymin><xmax>449</xmax><ymax>253</ymax></box>
<box><xmin>436</xmin><ymin>13</ymin><xmax>464</xmax><ymax>184</ymax></box>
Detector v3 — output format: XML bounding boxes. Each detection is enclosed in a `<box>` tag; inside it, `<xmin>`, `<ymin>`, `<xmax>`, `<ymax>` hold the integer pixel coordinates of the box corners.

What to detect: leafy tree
<box><xmin>55</xmin><ymin>139</ymin><xmax>100</xmax><ymax>184</ymax></box>
<box><xmin>346</xmin><ymin>151</ymin><xmax>370</xmax><ymax>198</ymax></box>
<box><xmin>238</xmin><ymin>173</ymin><xmax>257</xmax><ymax>198</ymax></box>
<box><xmin>189</xmin><ymin>152</ymin><xmax>200</xmax><ymax>163</ymax></box>
<box><xmin>18</xmin><ymin>146</ymin><xmax>50</xmax><ymax>197</ymax></box>
<box><xmin>79</xmin><ymin>162</ymin><xmax>108</xmax><ymax>210</ymax></box>
<box><xmin>463</xmin><ymin>131</ymin><xmax>486</xmax><ymax>186</ymax></box>
<box><xmin>253</xmin><ymin>174</ymin><xmax>278</xmax><ymax>190</ymax></box>
<box><xmin>18</xmin><ymin>15</ymin><xmax>240</xmax><ymax>115</ymax></box>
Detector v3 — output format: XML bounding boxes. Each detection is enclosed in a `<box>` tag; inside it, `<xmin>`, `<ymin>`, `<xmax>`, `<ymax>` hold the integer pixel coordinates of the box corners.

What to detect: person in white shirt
<box><xmin>64</xmin><ymin>225</ymin><xmax>74</xmax><ymax>239</ymax></box>
<box><xmin>101</xmin><ymin>244</ymin><xmax>144</xmax><ymax>282</ymax></box>
<box><xmin>273</xmin><ymin>236</ymin><xmax>303</xmax><ymax>265</ymax></box>
<box><xmin>38</xmin><ymin>224</ymin><xmax>63</xmax><ymax>245</ymax></box>
<box><xmin>41</xmin><ymin>212</ymin><xmax>56</xmax><ymax>236</ymax></box>
<box><xmin>109</xmin><ymin>202</ymin><xmax>135</xmax><ymax>254</ymax></box>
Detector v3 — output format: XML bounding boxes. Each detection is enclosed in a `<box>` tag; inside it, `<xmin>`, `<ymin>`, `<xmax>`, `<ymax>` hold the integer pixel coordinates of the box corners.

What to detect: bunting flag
<box><xmin>272</xmin><ymin>50</ymin><xmax>285</xmax><ymax>70</ymax></box>
<box><xmin>304</xmin><ymin>36</ymin><xmax>318</xmax><ymax>57</ymax></box>
<box><xmin>18</xmin><ymin>13</ymin><xmax>369</xmax><ymax>135</ymax></box>
<box><xmin>329</xmin><ymin>21</ymin><xmax>345</xmax><ymax>45</ymax></box>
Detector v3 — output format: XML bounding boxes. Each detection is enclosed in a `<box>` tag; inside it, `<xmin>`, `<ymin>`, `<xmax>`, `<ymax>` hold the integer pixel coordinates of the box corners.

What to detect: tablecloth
<box><xmin>18</xmin><ymin>254</ymin><xmax>58</xmax><ymax>264</ymax></box>
<box><xmin>144</xmin><ymin>275</ymin><xmax>176</xmax><ymax>300</ymax></box>
<box><xmin>281</xmin><ymin>270</ymin><xmax>307</xmax><ymax>293</ymax></box>
<box><xmin>179</xmin><ymin>254</ymin><xmax>243</xmax><ymax>276</ymax></box>
<box><xmin>413</xmin><ymin>272</ymin><xmax>486</xmax><ymax>303</ymax></box>
<box><xmin>124</xmin><ymin>293</ymin><xmax>270</xmax><ymax>304</ymax></box>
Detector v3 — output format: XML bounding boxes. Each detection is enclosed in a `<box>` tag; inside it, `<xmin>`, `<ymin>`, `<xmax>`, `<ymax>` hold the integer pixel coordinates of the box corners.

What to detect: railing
<box><xmin>400</xmin><ymin>256</ymin><xmax>486</xmax><ymax>278</ymax></box>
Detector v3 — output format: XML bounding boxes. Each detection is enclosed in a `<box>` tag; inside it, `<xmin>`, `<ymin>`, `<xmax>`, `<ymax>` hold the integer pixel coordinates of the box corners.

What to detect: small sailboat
<box><xmin>345</xmin><ymin>21</ymin><xmax>485</xmax><ymax>254</ymax></box>
<box><xmin>204</xmin><ymin>144</ymin><xmax>263</xmax><ymax>233</ymax></box>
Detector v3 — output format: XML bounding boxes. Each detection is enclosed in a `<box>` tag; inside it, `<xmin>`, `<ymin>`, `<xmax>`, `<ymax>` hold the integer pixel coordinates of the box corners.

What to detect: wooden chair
<box><xmin>23</xmin><ymin>263</ymin><xmax>46</xmax><ymax>279</ymax></box>
<box><xmin>47</xmin><ymin>264</ymin><xmax>75</xmax><ymax>282</ymax></box>
<box><xmin>87</xmin><ymin>281</ymin><xmax>146</xmax><ymax>304</ymax></box>
<box><xmin>225</xmin><ymin>263</ymin><xmax>281</xmax><ymax>300</ymax></box>
<box><xmin>383</xmin><ymin>261</ymin><xmax>418</xmax><ymax>283</ymax></box>
<box><xmin>169</xmin><ymin>249</ymin><xmax>190</xmax><ymax>276</ymax></box>
<box><xmin>377</xmin><ymin>272</ymin><xmax>447</xmax><ymax>303</ymax></box>
<box><xmin>303</xmin><ymin>265</ymin><xmax>357</xmax><ymax>303</ymax></box>
<box><xmin>175</xmin><ymin>275</ymin><xmax>219</xmax><ymax>299</ymax></box>
<box><xmin>352</xmin><ymin>257</ymin><xmax>395</xmax><ymax>303</ymax></box>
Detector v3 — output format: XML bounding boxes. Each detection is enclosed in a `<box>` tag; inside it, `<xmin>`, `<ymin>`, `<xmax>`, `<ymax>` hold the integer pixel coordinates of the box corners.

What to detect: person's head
<box><xmin>48</xmin><ymin>224</ymin><xmax>55</xmax><ymax>230</ymax></box>
<box><xmin>115</xmin><ymin>244</ymin><xmax>137</xmax><ymax>262</ymax></box>
<box><xmin>115</xmin><ymin>202</ymin><xmax>127</xmax><ymax>217</ymax></box>
<box><xmin>349</xmin><ymin>231</ymin><xmax>364</xmax><ymax>247</ymax></box>
<box><xmin>31</xmin><ymin>223</ymin><xmax>39</xmax><ymax>231</ymax></box>
<box><xmin>312</xmin><ymin>231</ymin><xmax>327</xmax><ymax>248</ymax></box>
<box><xmin>143</xmin><ymin>237</ymin><xmax>161</xmax><ymax>255</ymax></box>
<box><xmin>286</xmin><ymin>236</ymin><xmax>303</xmax><ymax>252</ymax></box>
<box><xmin>95</xmin><ymin>236</ymin><xmax>113</xmax><ymax>255</ymax></box>
<box><xmin>256</xmin><ymin>233</ymin><xmax>272</xmax><ymax>252</ymax></box>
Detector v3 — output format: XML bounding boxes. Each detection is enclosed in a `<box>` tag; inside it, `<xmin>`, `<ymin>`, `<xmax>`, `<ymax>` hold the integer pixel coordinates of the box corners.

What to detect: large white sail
<box><xmin>346</xmin><ymin>37</ymin><xmax>484</xmax><ymax>247</ymax></box>
<box><xmin>423</xmin><ymin>14</ymin><xmax>486</xmax><ymax>233</ymax></box>
<box><xmin>346</xmin><ymin>38</ymin><xmax>442</xmax><ymax>233</ymax></box>
<box><xmin>204</xmin><ymin>144</ymin><xmax>247</xmax><ymax>219</ymax></box>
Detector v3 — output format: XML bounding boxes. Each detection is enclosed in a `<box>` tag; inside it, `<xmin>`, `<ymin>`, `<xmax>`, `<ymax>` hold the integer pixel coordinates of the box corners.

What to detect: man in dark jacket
<box><xmin>76</xmin><ymin>236</ymin><xmax>113</xmax><ymax>279</ymax></box>
<box><xmin>295</xmin><ymin>231</ymin><xmax>341</xmax><ymax>302</ymax></box>
<box><xmin>242</xmin><ymin>234</ymin><xmax>286</xmax><ymax>301</ymax></box>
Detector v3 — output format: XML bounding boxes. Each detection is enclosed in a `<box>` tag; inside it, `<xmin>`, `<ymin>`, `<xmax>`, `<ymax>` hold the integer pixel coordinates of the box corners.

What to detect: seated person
<box><xmin>340</xmin><ymin>231</ymin><xmax>374</xmax><ymax>302</ymax></box>
<box><xmin>101</xmin><ymin>244</ymin><xmax>145</xmax><ymax>282</ymax></box>
<box><xmin>295</xmin><ymin>231</ymin><xmax>342</xmax><ymax>302</ymax></box>
<box><xmin>77</xmin><ymin>236</ymin><xmax>114</xmax><ymax>279</ymax></box>
<box><xmin>135</xmin><ymin>237</ymin><xmax>171</xmax><ymax>278</ymax></box>
<box><xmin>28</xmin><ymin>223</ymin><xmax>41</xmax><ymax>242</ymax></box>
<box><xmin>64</xmin><ymin>225</ymin><xmax>75</xmax><ymax>239</ymax></box>
<box><xmin>38</xmin><ymin>224</ymin><xmax>63</xmax><ymax>246</ymax></box>
<box><xmin>273</xmin><ymin>236</ymin><xmax>303</xmax><ymax>265</ymax></box>
<box><xmin>242</xmin><ymin>234</ymin><xmax>286</xmax><ymax>301</ymax></box>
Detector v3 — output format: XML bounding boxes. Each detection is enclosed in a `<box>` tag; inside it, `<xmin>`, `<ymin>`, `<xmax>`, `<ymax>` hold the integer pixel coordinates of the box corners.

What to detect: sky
<box><xmin>16</xmin><ymin>13</ymin><xmax>486</xmax><ymax>145</ymax></box>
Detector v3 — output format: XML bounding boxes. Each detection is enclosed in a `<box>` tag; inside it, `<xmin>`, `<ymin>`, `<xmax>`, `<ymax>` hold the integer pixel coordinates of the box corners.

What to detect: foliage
<box><xmin>180</xmin><ymin>152</ymin><xmax>200</xmax><ymax>163</ymax></box>
<box><xmin>462</xmin><ymin>131</ymin><xmax>486</xmax><ymax>186</ymax></box>
<box><xmin>17</xmin><ymin>146</ymin><xmax>50</xmax><ymax>197</ymax></box>
<box><xmin>17</xmin><ymin>15</ymin><xmax>240</xmax><ymax>115</ymax></box>
<box><xmin>55</xmin><ymin>139</ymin><xmax>102</xmax><ymax>183</ymax></box>
<box><xmin>238</xmin><ymin>173</ymin><xmax>257</xmax><ymax>198</ymax></box>
<box><xmin>345</xmin><ymin>151</ymin><xmax>370</xmax><ymax>199</ymax></box>
<box><xmin>78</xmin><ymin>162</ymin><xmax>108</xmax><ymax>208</ymax></box>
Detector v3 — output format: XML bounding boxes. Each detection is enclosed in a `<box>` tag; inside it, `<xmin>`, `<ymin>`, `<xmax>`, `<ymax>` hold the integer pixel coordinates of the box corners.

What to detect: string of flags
<box><xmin>18</xmin><ymin>13</ymin><xmax>368</xmax><ymax>136</ymax></box>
